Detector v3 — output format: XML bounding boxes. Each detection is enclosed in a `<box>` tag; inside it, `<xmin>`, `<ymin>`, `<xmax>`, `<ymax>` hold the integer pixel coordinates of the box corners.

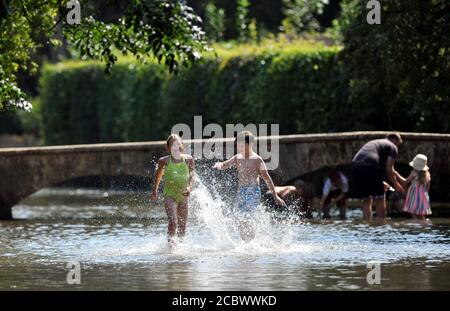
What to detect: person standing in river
<box><xmin>351</xmin><ymin>133</ymin><xmax>405</xmax><ymax>221</ymax></box>
<box><xmin>396</xmin><ymin>154</ymin><xmax>432</xmax><ymax>220</ymax></box>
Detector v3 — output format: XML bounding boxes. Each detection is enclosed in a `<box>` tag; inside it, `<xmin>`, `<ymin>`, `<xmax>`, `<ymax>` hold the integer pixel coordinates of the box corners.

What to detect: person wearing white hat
<box><xmin>396</xmin><ymin>154</ymin><xmax>432</xmax><ymax>219</ymax></box>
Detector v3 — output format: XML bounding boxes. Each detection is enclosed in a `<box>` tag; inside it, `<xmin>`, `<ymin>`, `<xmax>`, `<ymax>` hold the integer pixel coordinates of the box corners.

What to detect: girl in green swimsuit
<box><xmin>151</xmin><ymin>134</ymin><xmax>195</xmax><ymax>245</ymax></box>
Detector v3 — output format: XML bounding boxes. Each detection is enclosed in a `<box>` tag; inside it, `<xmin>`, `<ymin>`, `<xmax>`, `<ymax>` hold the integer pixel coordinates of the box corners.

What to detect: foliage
<box><xmin>38</xmin><ymin>40</ymin><xmax>346</xmax><ymax>145</ymax></box>
<box><xmin>339</xmin><ymin>0</ymin><xmax>450</xmax><ymax>132</ymax></box>
<box><xmin>236</xmin><ymin>0</ymin><xmax>251</xmax><ymax>42</ymax></box>
<box><xmin>0</xmin><ymin>0</ymin><xmax>208</xmax><ymax>112</ymax></box>
<box><xmin>281</xmin><ymin>0</ymin><xmax>330</xmax><ymax>34</ymax></box>
<box><xmin>38</xmin><ymin>27</ymin><xmax>450</xmax><ymax>147</ymax></box>
<box><xmin>0</xmin><ymin>110</ymin><xmax>23</xmax><ymax>134</ymax></box>
<box><xmin>204</xmin><ymin>2</ymin><xmax>226</xmax><ymax>42</ymax></box>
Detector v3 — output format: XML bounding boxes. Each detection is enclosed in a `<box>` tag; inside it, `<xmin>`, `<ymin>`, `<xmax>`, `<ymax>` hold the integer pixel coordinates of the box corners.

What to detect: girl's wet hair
<box><xmin>166</xmin><ymin>134</ymin><xmax>183</xmax><ymax>148</ymax></box>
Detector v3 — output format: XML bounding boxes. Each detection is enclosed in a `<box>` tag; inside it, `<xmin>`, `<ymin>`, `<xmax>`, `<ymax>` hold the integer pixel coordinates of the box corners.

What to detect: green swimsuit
<box><xmin>163</xmin><ymin>156</ymin><xmax>190</xmax><ymax>203</ymax></box>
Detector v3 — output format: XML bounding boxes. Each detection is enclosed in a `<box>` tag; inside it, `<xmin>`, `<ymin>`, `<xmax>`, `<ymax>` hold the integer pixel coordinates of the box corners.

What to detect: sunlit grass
<box><xmin>211</xmin><ymin>37</ymin><xmax>341</xmax><ymax>59</ymax></box>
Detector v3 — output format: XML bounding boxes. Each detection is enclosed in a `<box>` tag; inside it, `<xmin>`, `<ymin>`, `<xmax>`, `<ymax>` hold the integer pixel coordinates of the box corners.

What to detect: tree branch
<box><xmin>19</xmin><ymin>0</ymin><xmax>32</xmax><ymax>24</ymax></box>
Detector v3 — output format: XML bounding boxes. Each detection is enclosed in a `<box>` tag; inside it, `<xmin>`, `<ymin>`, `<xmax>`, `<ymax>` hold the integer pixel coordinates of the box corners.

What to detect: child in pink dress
<box><xmin>396</xmin><ymin>154</ymin><xmax>432</xmax><ymax>220</ymax></box>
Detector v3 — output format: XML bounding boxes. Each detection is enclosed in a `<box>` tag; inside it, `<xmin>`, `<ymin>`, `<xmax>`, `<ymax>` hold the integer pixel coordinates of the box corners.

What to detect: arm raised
<box><xmin>213</xmin><ymin>155</ymin><xmax>237</xmax><ymax>170</ymax></box>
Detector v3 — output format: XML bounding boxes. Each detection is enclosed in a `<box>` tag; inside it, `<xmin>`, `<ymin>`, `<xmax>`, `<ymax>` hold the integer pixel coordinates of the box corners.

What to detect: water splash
<box><xmin>168</xmin><ymin>176</ymin><xmax>308</xmax><ymax>257</ymax></box>
<box><xmin>9</xmin><ymin>176</ymin><xmax>450</xmax><ymax>267</ymax></box>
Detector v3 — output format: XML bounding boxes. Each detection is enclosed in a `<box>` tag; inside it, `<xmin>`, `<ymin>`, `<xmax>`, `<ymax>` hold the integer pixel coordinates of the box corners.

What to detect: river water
<box><xmin>1</xmin><ymin>180</ymin><xmax>449</xmax><ymax>290</ymax></box>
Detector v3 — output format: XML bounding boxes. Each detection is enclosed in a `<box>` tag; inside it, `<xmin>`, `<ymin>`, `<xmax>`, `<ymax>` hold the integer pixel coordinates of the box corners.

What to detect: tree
<box><xmin>0</xmin><ymin>0</ymin><xmax>209</xmax><ymax>112</ymax></box>
<box><xmin>339</xmin><ymin>0</ymin><xmax>450</xmax><ymax>132</ymax></box>
<box><xmin>204</xmin><ymin>2</ymin><xmax>226</xmax><ymax>42</ymax></box>
<box><xmin>281</xmin><ymin>0</ymin><xmax>329</xmax><ymax>35</ymax></box>
<box><xmin>236</xmin><ymin>0</ymin><xmax>250</xmax><ymax>42</ymax></box>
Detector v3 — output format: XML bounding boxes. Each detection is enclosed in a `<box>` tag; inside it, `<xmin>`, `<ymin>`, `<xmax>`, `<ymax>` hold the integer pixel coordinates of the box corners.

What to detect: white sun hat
<box><xmin>409</xmin><ymin>154</ymin><xmax>429</xmax><ymax>171</ymax></box>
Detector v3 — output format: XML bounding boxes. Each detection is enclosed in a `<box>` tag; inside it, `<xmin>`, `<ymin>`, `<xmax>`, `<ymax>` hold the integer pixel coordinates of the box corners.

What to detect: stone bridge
<box><xmin>1</xmin><ymin>131</ymin><xmax>449</xmax><ymax>219</ymax></box>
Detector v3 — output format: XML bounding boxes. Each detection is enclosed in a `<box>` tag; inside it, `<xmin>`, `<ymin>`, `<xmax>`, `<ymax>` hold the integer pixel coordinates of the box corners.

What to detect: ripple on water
<box><xmin>2</xmin><ymin>183</ymin><xmax>450</xmax><ymax>290</ymax></box>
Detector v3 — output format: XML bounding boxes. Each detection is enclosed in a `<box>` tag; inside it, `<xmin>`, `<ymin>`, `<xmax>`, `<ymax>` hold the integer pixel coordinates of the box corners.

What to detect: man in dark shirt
<box><xmin>352</xmin><ymin>133</ymin><xmax>405</xmax><ymax>221</ymax></box>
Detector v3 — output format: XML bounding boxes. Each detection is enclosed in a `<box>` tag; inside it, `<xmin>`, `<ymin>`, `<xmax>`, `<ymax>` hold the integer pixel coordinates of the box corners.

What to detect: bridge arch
<box><xmin>0</xmin><ymin>142</ymin><xmax>166</xmax><ymax>219</ymax></box>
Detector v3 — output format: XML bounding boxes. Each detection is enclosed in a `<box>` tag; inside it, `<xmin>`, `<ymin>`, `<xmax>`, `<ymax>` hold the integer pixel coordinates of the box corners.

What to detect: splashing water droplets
<box><xmin>189</xmin><ymin>178</ymin><xmax>236</xmax><ymax>249</ymax></box>
<box><xmin>172</xmin><ymin>175</ymin><xmax>306</xmax><ymax>257</ymax></box>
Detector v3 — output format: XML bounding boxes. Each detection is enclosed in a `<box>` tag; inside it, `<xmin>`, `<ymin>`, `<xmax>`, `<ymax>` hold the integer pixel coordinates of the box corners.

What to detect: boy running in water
<box><xmin>213</xmin><ymin>131</ymin><xmax>285</xmax><ymax>241</ymax></box>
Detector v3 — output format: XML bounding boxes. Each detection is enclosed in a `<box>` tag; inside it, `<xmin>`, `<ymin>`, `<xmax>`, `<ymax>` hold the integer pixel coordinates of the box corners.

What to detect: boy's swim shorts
<box><xmin>237</xmin><ymin>185</ymin><xmax>261</xmax><ymax>213</ymax></box>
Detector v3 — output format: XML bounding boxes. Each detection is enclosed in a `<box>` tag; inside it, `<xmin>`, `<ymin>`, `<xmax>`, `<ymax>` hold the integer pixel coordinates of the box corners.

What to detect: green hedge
<box><xmin>40</xmin><ymin>62</ymin><xmax>169</xmax><ymax>144</ymax></box>
<box><xmin>39</xmin><ymin>36</ymin><xmax>449</xmax><ymax>145</ymax></box>
<box><xmin>40</xmin><ymin>45</ymin><xmax>350</xmax><ymax>145</ymax></box>
<box><xmin>338</xmin><ymin>0</ymin><xmax>450</xmax><ymax>133</ymax></box>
